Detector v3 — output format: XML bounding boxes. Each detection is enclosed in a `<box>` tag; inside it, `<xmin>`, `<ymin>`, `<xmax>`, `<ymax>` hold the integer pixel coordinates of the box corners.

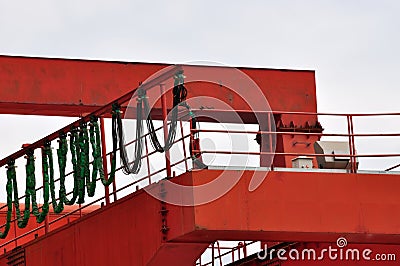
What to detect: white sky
<box><xmin>1</xmin><ymin>1</ymin><xmax>400</xmax><ymax>170</ymax></box>
<box><xmin>1</xmin><ymin>0</ymin><xmax>399</xmax><ymax>112</ymax></box>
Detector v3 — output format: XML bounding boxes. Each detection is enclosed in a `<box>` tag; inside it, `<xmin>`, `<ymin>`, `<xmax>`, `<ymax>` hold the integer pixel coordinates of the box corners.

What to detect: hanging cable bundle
<box><xmin>76</xmin><ymin>122</ymin><xmax>89</xmax><ymax>204</ymax></box>
<box><xmin>10</xmin><ymin>149</ymin><xmax>50</xmax><ymax>224</ymax></box>
<box><xmin>88</xmin><ymin>116</ymin><xmax>105</xmax><ymax>194</ymax></box>
<box><xmin>144</xmin><ymin>71</ymin><xmax>206</xmax><ymax>169</ymax></box>
<box><xmin>12</xmin><ymin>149</ymin><xmax>50</xmax><ymax>227</ymax></box>
<box><xmin>144</xmin><ymin>71</ymin><xmax>187</xmax><ymax>153</ymax></box>
<box><xmin>0</xmin><ymin>161</ymin><xmax>15</xmax><ymax>238</ymax></box>
<box><xmin>63</xmin><ymin>127</ymin><xmax>80</xmax><ymax>205</ymax></box>
<box><xmin>44</xmin><ymin>139</ymin><xmax>68</xmax><ymax>214</ymax></box>
<box><xmin>110</xmin><ymin>70</ymin><xmax>206</xmax><ymax>176</ymax></box>
<box><xmin>30</xmin><ymin>148</ymin><xmax>50</xmax><ymax>223</ymax></box>
<box><xmin>110</xmin><ymin>72</ymin><xmax>188</xmax><ymax>177</ymax></box>
<box><xmin>12</xmin><ymin>151</ymin><xmax>32</xmax><ymax>228</ymax></box>
<box><xmin>50</xmin><ymin>133</ymin><xmax>68</xmax><ymax>213</ymax></box>
<box><xmin>111</xmin><ymin>96</ymin><xmax>144</xmax><ymax>176</ymax></box>
<box><xmin>32</xmin><ymin>121</ymin><xmax>104</xmax><ymax>214</ymax></box>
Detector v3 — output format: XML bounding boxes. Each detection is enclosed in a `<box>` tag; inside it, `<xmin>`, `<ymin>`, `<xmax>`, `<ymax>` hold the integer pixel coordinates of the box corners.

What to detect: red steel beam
<box><xmin>0</xmin><ymin>55</ymin><xmax>318</xmax><ymax>171</ymax></box>
<box><xmin>1</xmin><ymin>170</ymin><xmax>399</xmax><ymax>265</ymax></box>
<box><xmin>168</xmin><ymin>170</ymin><xmax>400</xmax><ymax>244</ymax></box>
<box><xmin>0</xmin><ymin>55</ymin><xmax>317</xmax><ymax>119</ymax></box>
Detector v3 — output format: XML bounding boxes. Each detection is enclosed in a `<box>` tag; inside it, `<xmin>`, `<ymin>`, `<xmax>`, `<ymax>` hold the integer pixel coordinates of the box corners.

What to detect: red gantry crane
<box><xmin>0</xmin><ymin>55</ymin><xmax>399</xmax><ymax>265</ymax></box>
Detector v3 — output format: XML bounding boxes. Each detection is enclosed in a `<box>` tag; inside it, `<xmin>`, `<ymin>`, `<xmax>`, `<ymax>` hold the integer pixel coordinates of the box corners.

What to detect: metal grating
<box><xmin>6</xmin><ymin>247</ymin><xmax>25</xmax><ymax>266</ymax></box>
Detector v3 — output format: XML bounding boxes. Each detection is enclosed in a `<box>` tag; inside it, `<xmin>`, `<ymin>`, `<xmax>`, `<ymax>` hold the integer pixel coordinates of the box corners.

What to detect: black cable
<box><xmin>111</xmin><ymin>78</ymin><xmax>207</xmax><ymax>175</ymax></box>
<box><xmin>143</xmin><ymin>98</ymin><xmax>164</xmax><ymax>152</ymax></box>
<box><xmin>144</xmin><ymin>84</ymin><xmax>187</xmax><ymax>152</ymax></box>
<box><xmin>112</xmin><ymin>100</ymin><xmax>143</xmax><ymax>175</ymax></box>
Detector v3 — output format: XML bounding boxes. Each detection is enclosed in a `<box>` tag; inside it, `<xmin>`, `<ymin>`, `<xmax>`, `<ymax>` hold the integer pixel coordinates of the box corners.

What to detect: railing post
<box><xmin>349</xmin><ymin>115</ymin><xmax>357</xmax><ymax>173</ymax></box>
<box><xmin>238</xmin><ymin>242</ymin><xmax>243</xmax><ymax>260</ymax></box>
<box><xmin>260</xmin><ymin>112</ymin><xmax>274</xmax><ymax>168</ymax></box>
<box><xmin>268</xmin><ymin>112</ymin><xmax>274</xmax><ymax>169</ymax></box>
<box><xmin>179</xmin><ymin>120</ymin><xmax>189</xmax><ymax>172</ymax></box>
<box><xmin>99</xmin><ymin>117</ymin><xmax>110</xmax><ymax>206</ymax></box>
<box><xmin>110</xmin><ymin>154</ymin><xmax>118</xmax><ymax>202</ymax></box>
<box><xmin>212</xmin><ymin>242</ymin><xmax>215</xmax><ymax>266</ymax></box>
<box><xmin>346</xmin><ymin>115</ymin><xmax>352</xmax><ymax>172</ymax></box>
<box><xmin>216</xmin><ymin>241</ymin><xmax>223</xmax><ymax>266</ymax></box>
<box><xmin>144</xmin><ymin>136</ymin><xmax>151</xmax><ymax>184</ymax></box>
<box><xmin>160</xmin><ymin>84</ymin><xmax>172</xmax><ymax>177</ymax></box>
<box><xmin>347</xmin><ymin>115</ymin><xmax>356</xmax><ymax>173</ymax></box>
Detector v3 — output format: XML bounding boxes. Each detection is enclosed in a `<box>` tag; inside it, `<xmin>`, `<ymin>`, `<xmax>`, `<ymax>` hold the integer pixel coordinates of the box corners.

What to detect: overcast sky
<box><xmin>0</xmin><ymin>0</ymin><xmax>400</xmax><ymax>112</ymax></box>
<box><xmin>1</xmin><ymin>0</ymin><xmax>399</xmax><ymax>112</ymax></box>
<box><xmin>1</xmin><ymin>1</ymin><xmax>400</xmax><ymax>168</ymax></box>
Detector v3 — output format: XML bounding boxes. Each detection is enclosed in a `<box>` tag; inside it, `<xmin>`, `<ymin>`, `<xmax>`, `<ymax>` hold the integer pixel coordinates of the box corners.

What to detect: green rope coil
<box><xmin>76</xmin><ymin>123</ymin><xmax>88</xmax><ymax>204</ymax></box>
<box><xmin>12</xmin><ymin>150</ymin><xmax>50</xmax><ymax>225</ymax></box>
<box><xmin>45</xmin><ymin>140</ymin><xmax>65</xmax><ymax>214</ymax></box>
<box><xmin>30</xmin><ymin>149</ymin><xmax>50</xmax><ymax>223</ymax></box>
<box><xmin>13</xmin><ymin>151</ymin><xmax>32</xmax><ymax>228</ymax></box>
<box><xmin>64</xmin><ymin>128</ymin><xmax>80</xmax><ymax>205</ymax></box>
<box><xmin>56</xmin><ymin>133</ymin><xmax>68</xmax><ymax>211</ymax></box>
<box><xmin>88</xmin><ymin>116</ymin><xmax>106</xmax><ymax>194</ymax></box>
<box><xmin>0</xmin><ymin>161</ymin><xmax>15</xmax><ymax>239</ymax></box>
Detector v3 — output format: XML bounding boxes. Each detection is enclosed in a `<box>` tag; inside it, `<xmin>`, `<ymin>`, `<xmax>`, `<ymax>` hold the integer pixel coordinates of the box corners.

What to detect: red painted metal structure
<box><xmin>0</xmin><ymin>55</ymin><xmax>398</xmax><ymax>265</ymax></box>
<box><xmin>0</xmin><ymin>55</ymin><xmax>317</xmax><ymax>117</ymax></box>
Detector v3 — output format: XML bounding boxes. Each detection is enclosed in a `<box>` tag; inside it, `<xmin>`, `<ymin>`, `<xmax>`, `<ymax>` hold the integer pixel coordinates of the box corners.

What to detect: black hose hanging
<box><xmin>144</xmin><ymin>74</ymin><xmax>188</xmax><ymax>153</ymax></box>
<box><xmin>143</xmin><ymin>94</ymin><xmax>178</xmax><ymax>152</ymax></box>
<box><xmin>111</xmin><ymin>94</ymin><xmax>144</xmax><ymax>176</ymax></box>
<box><xmin>63</xmin><ymin>127</ymin><xmax>80</xmax><ymax>205</ymax></box>
<box><xmin>109</xmin><ymin>70</ymin><xmax>207</xmax><ymax>176</ymax></box>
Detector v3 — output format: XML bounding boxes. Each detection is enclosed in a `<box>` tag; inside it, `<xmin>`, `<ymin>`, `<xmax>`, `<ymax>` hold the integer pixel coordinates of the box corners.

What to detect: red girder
<box><xmin>0</xmin><ymin>170</ymin><xmax>399</xmax><ymax>265</ymax></box>
<box><xmin>0</xmin><ymin>55</ymin><xmax>317</xmax><ymax>119</ymax></box>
